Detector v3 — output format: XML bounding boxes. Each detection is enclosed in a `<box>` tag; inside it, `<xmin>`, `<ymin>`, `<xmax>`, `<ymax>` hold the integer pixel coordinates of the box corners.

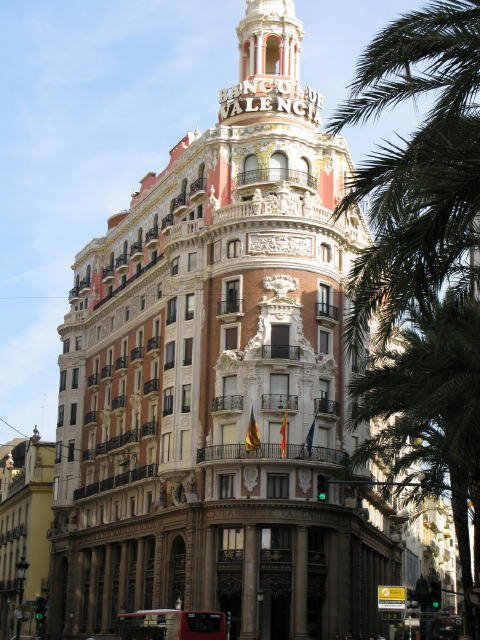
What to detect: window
<box><xmin>146</xmin><ymin>491</ymin><xmax>153</xmax><ymax>512</ymax></box>
<box><xmin>129</xmin><ymin>497</ymin><xmax>136</xmax><ymax>518</ymax></box>
<box><xmin>196</xmin><ymin>205</ymin><xmax>203</xmax><ymax>219</ymax></box>
<box><xmin>299</xmin><ymin>156</ymin><xmax>311</xmax><ymax>177</ymax></box>
<box><xmin>268</xmin><ymin>422</ymin><xmax>282</xmax><ymax>445</ymax></box>
<box><xmin>114</xmin><ymin>501</ymin><xmax>121</xmax><ymax>521</ymax></box>
<box><xmin>219</xmin><ymin>475</ymin><xmax>235</xmax><ymax>499</ymax></box>
<box><xmin>166</xmin><ymin>297</ymin><xmax>177</xmax><ymax>324</ymax></box>
<box><xmin>319</xmin><ymin>330</ymin><xmax>330</xmax><ymax>355</ymax></box>
<box><xmin>318</xmin><ymin>428</ymin><xmax>329</xmax><ymax>448</ymax></box>
<box><xmin>267</xmin><ymin>474</ymin><xmax>289</xmax><ymax>499</ymax></box>
<box><xmin>225</xmin><ymin>279</ymin><xmax>240</xmax><ymax>313</ymax></box>
<box><xmin>319</xmin><ymin>284</ymin><xmax>331</xmax><ymax>308</ymax></box>
<box><xmin>265</xmin><ymin>36</ymin><xmax>281</xmax><ymax>74</ymax></box>
<box><xmin>53</xmin><ymin>476</ymin><xmax>60</xmax><ymax>501</ymax></box>
<box><xmin>185</xmin><ymin>293</ymin><xmax>195</xmax><ymax>320</ymax></box>
<box><xmin>75</xmin><ymin>336</ymin><xmax>82</xmax><ymax>351</ymax></box>
<box><xmin>170</xmin><ymin>257</ymin><xmax>179</xmax><ymax>276</ymax></box>
<box><xmin>184</xmin><ymin>337</ymin><xmax>193</xmax><ymax>366</ymax></box>
<box><xmin>67</xmin><ymin>440</ymin><xmax>75</xmax><ymax>462</ymax></box>
<box><xmin>59</xmin><ymin>371</ymin><xmax>67</xmax><ymax>392</ymax></box>
<box><xmin>321</xmin><ymin>243</ymin><xmax>332</xmax><ymax>263</ymax></box>
<box><xmin>221</xmin><ymin>424</ymin><xmax>237</xmax><ymax>445</ymax></box>
<box><xmin>98</xmin><ymin>504</ymin><xmax>105</xmax><ymax>525</ymax></box>
<box><xmin>269</xmin><ymin>151</ymin><xmax>288</xmax><ymax>178</ymax></box>
<box><xmin>188</xmin><ymin>252</ymin><xmax>197</xmax><ymax>272</ymax></box>
<box><xmin>63</xmin><ymin>339</ymin><xmax>70</xmax><ymax>354</ymax></box>
<box><xmin>182</xmin><ymin>385</ymin><xmax>191</xmax><ymax>413</ymax></box>
<box><xmin>165</xmin><ymin>341</ymin><xmax>175</xmax><ymax>370</ymax></box>
<box><xmin>140</xmin><ymin>295</ymin><xmax>146</xmax><ymax>311</ymax></box>
<box><xmin>70</xmin><ymin>403</ymin><xmax>77</xmax><ymax>425</ymax></box>
<box><xmin>221</xmin><ymin>528</ymin><xmax>244</xmax><ymax>553</ymax></box>
<box><xmin>224</xmin><ymin>326</ymin><xmax>239</xmax><ymax>350</ymax></box>
<box><xmin>125</xmin><ymin>306</ymin><xmax>130</xmax><ymax>321</ymax></box>
<box><xmin>163</xmin><ymin>387</ymin><xmax>174</xmax><ymax>416</ymax></box>
<box><xmin>157</xmin><ymin>284</ymin><xmax>163</xmax><ymax>300</ymax></box>
<box><xmin>244</xmin><ymin>154</ymin><xmax>258</xmax><ymax>174</ymax></box>
<box><xmin>71</xmin><ymin>368</ymin><xmax>79</xmax><ymax>389</ymax></box>
<box><xmin>223</xmin><ymin>375</ymin><xmax>237</xmax><ymax>396</ymax></box>
<box><xmin>55</xmin><ymin>441</ymin><xmax>62</xmax><ymax>463</ymax></box>
<box><xmin>161</xmin><ymin>432</ymin><xmax>171</xmax><ymax>462</ymax></box>
<box><xmin>227</xmin><ymin>240</ymin><xmax>241</xmax><ymax>259</ymax></box>
<box><xmin>57</xmin><ymin>405</ymin><xmax>65</xmax><ymax>428</ymax></box>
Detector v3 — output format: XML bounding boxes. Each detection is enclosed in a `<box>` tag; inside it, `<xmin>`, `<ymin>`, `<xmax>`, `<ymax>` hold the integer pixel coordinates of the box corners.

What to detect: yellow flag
<box><xmin>245</xmin><ymin>406</ymin><xmax>261</xmax><ymax>451</ymax></box>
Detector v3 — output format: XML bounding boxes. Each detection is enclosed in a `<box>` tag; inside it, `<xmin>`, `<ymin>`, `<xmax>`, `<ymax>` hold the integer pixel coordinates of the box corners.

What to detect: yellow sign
<box><xmin>378</xmin><ymin>586</ymin><xmax>406</xmax><ymax>610</ymax></box>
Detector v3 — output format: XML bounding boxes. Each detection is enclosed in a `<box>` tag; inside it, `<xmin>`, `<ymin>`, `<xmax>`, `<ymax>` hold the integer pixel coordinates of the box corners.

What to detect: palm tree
<box><xmin>348</xmin><ymin>296</ymin><xmax>480</xmax><ymax>635</ymax></box>
<box><xmin>327</xmin><ymin>0</ymin><xmax>480</xmax><ymax>350</ymax></box>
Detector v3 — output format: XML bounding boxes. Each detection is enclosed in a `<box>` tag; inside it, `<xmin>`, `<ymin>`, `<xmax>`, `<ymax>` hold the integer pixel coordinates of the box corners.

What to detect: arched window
<box><xmin>243</xmin><ymin>155</ymin><xmax>259</xmax><ymax>185</ymax></box>
<box><xmin>198</xmin><ymin>163</ymin><xmax>205</xmax><ymax>181</ymax></box>
<box><xmin>269</xmin><ymin>152</ymin><xmax>288</xmax><ymax>180</ymax></box>
<box><xmin>299</xmin><ymin>157</ymin><xmax>311</xmax><ymax>176</ymax></box>
<box><xmin>137</xmin><ymin>228</ymin><xmax>143</xmax><ymax>244</ymax></box>
<box><xmin>321</xmin><ymin>243</ymin><xmax>332</xmax><ymax>263</ymax></box>
<box><xmin>86</xmin><ymin>265</ymin><xmax>91</xmax><ymax>284</ymax></box>
<box><xmin>153</xmin><ymin>214</ymin><xmax>158</xmax><ymax>230</ymax></box>
<box><xmin>181</xmin><ymin>178</ymin><xmax>188</xmax><ymax>198</ymax></box>
<box><xmin>227</xmin><ymin>240</ymin><xmax>241</xmax><ymax>259</ymax></box>
<box><xmin>265</xmin><ymin>36</ymin><xmax>281</xmax><ymax>75</ymax></box>
<box><xmin>123</xmin><ymin>240</ymin><xmax>128</xmax><ymax>256</ymax></box>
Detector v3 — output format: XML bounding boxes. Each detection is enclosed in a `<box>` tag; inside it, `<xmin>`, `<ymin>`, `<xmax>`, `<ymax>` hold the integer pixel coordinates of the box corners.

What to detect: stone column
<box><xmin>290</xmin><ymin>40</ymin><xmax>296</xmax><ymax>79</ymax></box>
<box><xmin>118</xmin><ymin>541</ymin><xmax>128</xmax><ymax>612</ymax></box>
<box><xmin>203</xmin><ymin>526</ymin><xmax>216</xmax><ymax>609</ymax></box>
<box><xmin>256</xmin><ymin>33</ymin><xmax>263</xmax><ymax>75</ymax></box>
<box><xmin>134</xmin><ymin>538</ymin><xmax>146</xmax><ymax>611</ymax></box>
<box><xmin>101</xmin><ymin>545</ymin><xmax>113</xmax><ymax>633</ymax></box>
<box><xmin>86</xmin><ymin>547</ymin><xmax>99</xmax><ymax>632</ymax></box>
<box><xmin>283</xmin><ymin>36</ymin><xmax>290</xmax><ymax>77</ymax></box>
<box><xmin>240</xmin><ymin>525</ymin><xmax>258</xmax><ymax>640</ymax></box>
<box><xmin>296</xmin><ymin>46</ymin><xmax>301</xmax><ymax>81</ymax></box>
<box><xmin>70</xmin><ymin>549</ymin><xmax>85</xmax><ymax>634</ymax></box>
<box><xmin>153</xmin><ymin>532</ymin><xmax>165</xmax><ymax>607</ymax></box>
<box><xmin>293</xmin><ymin>526</ymin><xmax>308</xmax><ymax>640</ymax></box>
<box><xmin>249</xmin><ymin>36</ymin><xmax>255</xmax><ymax>77</ymax></box>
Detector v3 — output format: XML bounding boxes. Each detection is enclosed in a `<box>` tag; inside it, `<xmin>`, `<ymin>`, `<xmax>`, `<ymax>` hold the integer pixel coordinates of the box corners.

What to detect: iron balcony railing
<box><xmin>84</xmin><ymin>411</ymin><xmax>98</xmax><ymax>425</ymax></box>
<box><xmin>173</xmin><ymin>193</ymin><xmax>187</xmax><ymax>210</ymax></box>
<box><xmin>260</xmin><ymin>548</ymin><xmax>292</xmax><ymax>563</ymax></box>
<box><xmin>83</xmin><ymin>449</ymin><xmax>95</xmax><ymax>461</ymax></box>
<box><xmin>190</xmin><ymin>177</ymin><xmax>207</xmax><ymax>196</ymax></box>
<box><xmin>217</xmin><ymin>299</ymin><xmax>242</xmax><ymax>315</ymax></box>
<box><xmin>212</xmin><ymin>395</ymin><xmax>244</xmax><ymax>412</ymax></box>
<box><xmin>262</xmin><ymin>394</ymin><xmax>298</xmax><ymax>410</ymax></box>
<box><xmin>105</xmin><ymin>429</ymin><xmax>139</xmax><ymax>452</ymax></box>
<box><xmin>314</xmin><ymin>397</ymin><xmax>341</xmax><ymax>416</ymax></box>
<box><xmin>87</xmin><ymin>373</ymin><xmax>100</xmax><ymax>388</ymax></box>
<box><xmin>163</xmin><ymin>401</ymin><xmax>174</xmax><ymax>417</ymax></box>
<box><xmin>262</xmin><ymin>345</ymin><xmax>300</xmax><ymax>360</ymax></box>
<box><xmin>101</xmin><ymin>365</ymin><xmax>114</xmax><ymax>379</ymax></box>
<box><xmin>95</xmin><ymin>442</ymin><xmax>107</xmax><ymax>456</ymax></box>
<box><xmin>316</xmin><ymin>302</ymin><xmax>339</xmax><ymax>321</ymax></box>
<box><xmin>68</xmin><ymin>286</ymin><xmax>80</xmax><ymax>300</ymax></box>
<box><xmin>116</xmin><ymin>356</ymin><xmax>128</xmax><ymax>370</ymax></box>
<box><xmin>130</xmin><ymin>241</ymin><xmax>143</xmax><ymax>257</ymax></box>
<box><xmin>79</xmin><ymin>278</ymin><xmax>91</xmax><ymax>291</ymax></box>
<box><xmin>145</xmin><ymin>226</ymin><xmax>159</xmax><ymax>243</ymax></box>
<box><xmin>218</xmin><ymin>549</ymin><xmax>244</xmax><ymax>562</ymax></box>
<box><xmin>164</xmin><ymin>361</ymin><xmax>175</xmax><ymax>371</ymax></box>
<box><xmin>141</xmin><ymin>421</ymin><xmax>157</xmax><ymax>437</ymax></box>
<box><xmin>73</xmin><ymin>464</ymin><xmax>158</xmax><ymax>501</ymax></box>
<box><xmin>162</xmin><ymin>214</ymin><xmax>174</xmax><ymax>229</ymax></box>
<box><xmin>147</xmin><ymin>336</ymin><xmax>161</xmax><ymax>352</ymax></box>
<box><xmin>131</xmin><ymin>346</ymin><xmax>143</xmax><ymax>362</ymax></box>
<box><xmin>102</xmin><ymin>267</ymin><xmax>115</xmax><ymax>280</ymax></box>
<box><xmin>144</xmin><ymin>379</ymin><xmax>159</xmax><ymax>395</ymax></box>
<box><xmin>197</xmin><ymin>443</ymin><xmax>348</xmax><ymax>465</ymax></box>
<box><xmin>115</xmin><ymin>253</ymin><xmax>128</xmax><ymax>269</ymax></box>
<box><xmin>112</xmin><ymin>395</ymin><xmax>126</xmax><ymax>410</ymax></box>
<box><xmin>235</xmin><ymin>168</ymin><xmax>317</xmax><ymax>190</ymax></box>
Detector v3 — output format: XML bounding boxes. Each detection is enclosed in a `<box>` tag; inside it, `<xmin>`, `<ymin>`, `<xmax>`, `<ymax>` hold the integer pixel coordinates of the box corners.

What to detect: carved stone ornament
<box><xmin>298</xmin><ymin>468</ymin><xmax>312</xmax><ymax>494</ymax></box>
<box><xmin>248</xmin><ymin>233</ymin><xmax>313</xmax><ymax>257</ymax></box>
<box><xmin>263</xmin><ymin>275</ymin><xmax>299</xmax><ymax>299</ymax></box>
<box><xmin>316</xmin><ymin>353</ymin><xmax>338</xmax><ymax>375</ymax></box>
<box><xmin>215</xmin><ymin>350</ymin><xmax>244</xmax><ymax>374</ymax></box>
<box><xmin>209</xmin><ymin>186</ymin><xmax>220</xmax><ymax>211</ymax></box>
<box><xmin>243</xmin><ymin>466</ymin><xmax>259</xmax><ymax>492</ymax></box>
<box><xmin>244</xmin><ymin>316</ymin><xmax>266</xmax><ymax>353</ymax></box>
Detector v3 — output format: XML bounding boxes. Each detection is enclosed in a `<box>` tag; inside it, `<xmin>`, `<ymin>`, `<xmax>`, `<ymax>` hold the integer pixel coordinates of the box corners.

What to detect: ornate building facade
<box><xmin>48</xmin><ymin>2</ymin><xmax>404</xmax><ymax>639</ymax></box>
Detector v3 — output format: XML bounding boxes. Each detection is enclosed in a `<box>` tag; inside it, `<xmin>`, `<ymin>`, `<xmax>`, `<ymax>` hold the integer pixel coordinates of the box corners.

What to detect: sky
<box><xmin>0</xmin><ymin>0</ymin><xmax>428</xmax><ymax>444</ymax></box>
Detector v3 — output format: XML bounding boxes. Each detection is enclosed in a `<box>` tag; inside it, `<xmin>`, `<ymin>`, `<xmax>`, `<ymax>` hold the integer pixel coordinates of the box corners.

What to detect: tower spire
<box><xmin>245</xmin><ymin>0</ymin><xmax>296</xmax><ymax>18</ymax></box>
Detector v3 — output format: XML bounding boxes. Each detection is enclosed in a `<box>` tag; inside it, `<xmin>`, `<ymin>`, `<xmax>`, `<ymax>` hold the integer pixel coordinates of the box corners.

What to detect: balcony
<box><xmin>261</xmin><ymin>345</ymin><xmax>300</xmax><ymax>361</ymax></box>
<box><xmin>115</xmin><ymin>253</ymin><xmax>129</xmax><ymax>274</ymax></box>
<box><xmin>316</xmin><ymin>302</ymin><xmax>339</xmax><ymax>327</ymax></box>
<box><xmin>101</xmin><ymin>365</ymin><xmax>114</xmax><ymax>381</ymax></box>
<box><xmin>144</xmin><ymin>378</ymin><xmax>159</xmax><ymax>397</ymax></box>
<box><xmin>116</xmin><ymin>356</ymin><xmax>128</xmax><ymax>372</ymax></box>
<box><xmin>314</xmin><ymin>397</ymin><xmax>341</xmax><ymax>418</ymax></box>
<box><xmin>261</xmin><ymin>394</ymin><xmax>298</xmax><ymax>411</ymax></box>
<box><xmin>145</xmin><ymin>226</ymin><xmax>159</xmax><ymax>249</ymax></box>
<box><xmin>260</xmin><ymin>548</ymin><xmax>292</xmax><ymax>563</ymax></box>
<box><xmin>130</xmin><ymin>241</ymin><xmax>143</xmax><ymax>262</ymax></box>
<box><xmin>131</xmin><ymin>346</ymin><xmax>143</xmax><ymax>365</ymax></box>
<box><xmin>68</xmin><ymin>286</ymin><xmax>80</xmax><ymax>303</ymax></box>
<box><xmin>219</xmin><ymin>549</ymin><xmax>244</xmax><ymax>562</ymax></box>
<box><xmin>235</xmin><ymin>168</ymin><xmax>317</xmax><ymax>191</ymax></box>
<box><xmin>197</xmin><ymin>443</ymin><xmax>348</xmax><ymax>465</ymax></box>
<box><xmin>189</xmin><ymin>177</ymin><xmax>207</xmax><ymax>200</ymax></box>
<box><xmin>108</xmin><ymin>429</ymin><xmax>139</xmax><ymax>452</ymax></box>
<box><xmin>84</xmin><ymin>411</ymin><xmax>98</xmax><ymax>426</ymax></box>
<box><xmin>172</xmin><ymin>193</ymin><xmax>188</xmax><ymax>214</ymax></box>
<box><xmin>163</xmin><ymin>402</ymin><xmax>174</xmax><ymax>417</ymax></box>
<box><xmin>216</xmin><ymin>299</ymin><xmax>243</xmax><ymax>318</ymax></box>
<box><xmin>112</xmin><ymin>395</ymin><xmax>126</xmax><ymax>411</ymax></box>
<box><xmin>212</xmin><ymin>395</ymin><xmax>244</xmax><ymax>413</ymax></box>
<box><xmin>147</xmin><ymin>336</ymin><xmax>161</xmax><ymax>353</ymax></box>
<box><xmin>73</xmin><ymin>464</ymin><xmax>158</xmax><ymax>501</ymax></box>
<box><xmin>83</xmin><ymin>449</ymin><xmax>95</xmax><ymax>461</ymax></box>
<box><xmin>78</xmin><ymin>278</ymin><xmax>91</xmax><ymax>296</ymax></box>
<box><xmin>162</xmin><ymin>214</ymin><xmax>174</xmax><ymax>230</ymax></box>
<box><xmin>95</xmin><ymin>442</ymin><xmax>107</xmax><ymax>456</ymax></box>
<box><xmin>141</xmin><ymin>421</ymin><xmax>158</xmax><ymax>438</ymax></box>
<box><xmin>102</xmin><ymin>267</ymin><xmax>115</xmax><ymax>284</ymax></box>
<box><xmin>87</xmin><ymin>373</ymin><xmax>100</xmax><ymax>389</ymax></box>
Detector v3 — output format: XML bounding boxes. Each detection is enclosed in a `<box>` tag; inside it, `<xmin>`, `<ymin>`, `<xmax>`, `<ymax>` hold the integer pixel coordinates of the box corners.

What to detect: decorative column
<box><xmin>296</xmin><ymin>46</ymin><xmax>301</xmax><ymax>81</ymax></box>
<box><xmin>118</xmin><ymin>542</ymin><xmax>128</xmax><ymax>612</ymax></box>
<box><xmin>70</xmin><ymin>549</ymin><xmax>85</xmax><ymax>634</ymax></box>
<box><xmin>153</xmin><ymin>532</ymin><xmax>166</xmax><ymax>606</ymax></box>
<box><xmin>239</xmin><ymin>525</ymin><xmax>258</xmax><ymax>640</ymax></box>
<box><xmin>134</xmin><ymin>538</ymin><xmax>146</xmax><ymax>611</ymax></box>
<box><xmin>101</xmin><ymin>546</ymin><xmax>113</xmax><ymax>633</ymax></box>
<box><xmin>293</xmin><ymin>526</ymin><xmax>308</xmax><ymax>640</ymax></box>
<box><xmin>249</xmin><ymin>36</ymin><xmax>255</xmax><ymax>77</ymax></box>
<box><xmin>239</xmin><ymin>44</ymin><xmax>244</xmax><ymax>81</ymax></box>
<box><xmin>255</xmin><ymin>33</ymin><xmax>263</xmax><ymax>75</ymax></box>
<box><xmin>86</xmin><ymin>548</ymin><xmax>99</xmax><ymax>632</ymax></box>
<box><xmin>203</xmin><ymin>527</ymin><xmax>216</xmax><ymax>609</ymax></box>
<box><xmin>283</xmin><ymin>36</ymin><xmax>290</xmax><ymax>77</ymax></box>
<box><xmin>290</xmin><ymin>40</ymin><xmax>296</xmax><ymax>79</ymax></box>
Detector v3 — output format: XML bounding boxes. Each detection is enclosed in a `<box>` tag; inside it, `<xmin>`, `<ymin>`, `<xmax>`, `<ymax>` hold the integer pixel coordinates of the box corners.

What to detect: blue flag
<box><xmin>304</xmin><ymin>419</ymin><xmax>315</xmax><ymax>456</ymax></box>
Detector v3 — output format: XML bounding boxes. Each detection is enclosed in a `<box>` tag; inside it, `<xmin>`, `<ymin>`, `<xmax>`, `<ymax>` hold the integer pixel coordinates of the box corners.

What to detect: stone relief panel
<box><xmin>248</xmin><ymin>233</ymin><xmax>313</xmax><ymax>257</ymax></box>
<box><xmin>243</xmin><ymin>466</ymin><xmax>259</xmax><ymax>492</ymax></box>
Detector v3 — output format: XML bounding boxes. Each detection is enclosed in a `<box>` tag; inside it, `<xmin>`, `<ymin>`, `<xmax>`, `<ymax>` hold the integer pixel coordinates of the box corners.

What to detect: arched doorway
<box><xmin>169</xmin><ymin>536</ymin><xmax>186</xmax><ymax>608</ymax></box>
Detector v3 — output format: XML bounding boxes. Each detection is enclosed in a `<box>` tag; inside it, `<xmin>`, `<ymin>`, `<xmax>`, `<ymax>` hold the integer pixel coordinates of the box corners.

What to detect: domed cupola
<box><xmin>237</xmin><ymin>0</ymin><xmax>304</xmax><ymax>82</ymax></box>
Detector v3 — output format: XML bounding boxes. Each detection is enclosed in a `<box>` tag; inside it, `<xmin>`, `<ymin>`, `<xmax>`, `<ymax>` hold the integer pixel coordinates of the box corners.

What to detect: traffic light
<box><xmin>35</xmin><ymin>596</ymin><xmax>47</xmax><ymax>622</ymax></box>
<box><xmin>317</xmin><ymin>475</ymin><xmax>329</xmax><ymax>502</ymax></box>
<box><xmin>430</xmin><ymin>579</ymin><xmax>442</xmax><ymax>610</ymax></box>
<box><xmin>406</xmin><ymin>599</ymin><xmax>421</xmax><ymax>620</ymax></box>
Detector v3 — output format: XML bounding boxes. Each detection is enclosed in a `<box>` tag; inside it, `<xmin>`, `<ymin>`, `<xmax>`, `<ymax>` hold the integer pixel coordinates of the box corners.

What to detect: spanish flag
<box><xmin>245</xmin><ymin>405</ymin><xmax>261</xmax><ymax>451</ymax></box>
<box><xmin>280</xmin><ymin>408</ymin><xmax>288</xmax><ymax>459</ymax></box>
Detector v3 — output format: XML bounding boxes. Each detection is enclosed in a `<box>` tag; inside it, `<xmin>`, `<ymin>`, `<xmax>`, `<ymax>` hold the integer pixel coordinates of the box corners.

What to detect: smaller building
<box><xmin>0</xmin><ymin>429</ymin><xmax>55</xmax><ymax>640</ymax></box>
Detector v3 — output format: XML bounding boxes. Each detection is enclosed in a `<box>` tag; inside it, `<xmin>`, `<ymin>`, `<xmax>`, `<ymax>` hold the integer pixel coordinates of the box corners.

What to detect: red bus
<box><xmin>117</xmin><ymin>609</ymin><xmax>227</xmax><ymax>640</ymax></box>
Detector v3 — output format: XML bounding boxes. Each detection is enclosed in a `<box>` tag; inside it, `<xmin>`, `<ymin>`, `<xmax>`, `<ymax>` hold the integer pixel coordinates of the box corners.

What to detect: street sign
<box><xmin>378</xmin><ymin>586</ymin><xmax>407</xmax><ymax>610</ymax></box>
<box><xmin>466</xmin><ymin>586</ymin><xmax>480</xmax><ymax>608</ymax></box>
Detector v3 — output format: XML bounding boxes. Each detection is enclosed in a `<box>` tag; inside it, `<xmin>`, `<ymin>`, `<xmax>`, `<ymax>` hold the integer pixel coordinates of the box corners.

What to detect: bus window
<box><xmin>185</xmin><ymin>613</ymin><xmax>222</xmax><ymax>633</ymax></box>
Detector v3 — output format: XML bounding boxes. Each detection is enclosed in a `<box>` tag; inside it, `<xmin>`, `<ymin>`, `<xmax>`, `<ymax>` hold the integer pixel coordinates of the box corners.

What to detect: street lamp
<box><xmin>15</xmin><ymin>557</ymin><xmax>29</xmax><ymax>640</ymax></box>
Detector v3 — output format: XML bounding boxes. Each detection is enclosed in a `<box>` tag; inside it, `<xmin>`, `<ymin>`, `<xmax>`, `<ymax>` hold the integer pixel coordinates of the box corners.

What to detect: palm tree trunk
<box><xmin>450</xmin><ymin>467</ymin><xmax>475</xmax><ymax>637</ymax></box>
